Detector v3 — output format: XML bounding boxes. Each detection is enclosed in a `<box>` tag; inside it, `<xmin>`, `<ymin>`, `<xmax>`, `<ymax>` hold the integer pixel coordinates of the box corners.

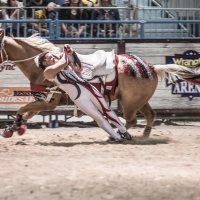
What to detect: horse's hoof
<box><xmin>17</xmin><ymin>124</ymin><xmax>27</xmax><ymax>136</ymax></box>
<box><xmin>143</xmin><ymin>126</ymin><xmax>152</xmax><ymax>138</ymax></box>
<box><xmin>1</xmin><ymin>128</ymin><xmax>13</xmax><ymax>138</ymax></box>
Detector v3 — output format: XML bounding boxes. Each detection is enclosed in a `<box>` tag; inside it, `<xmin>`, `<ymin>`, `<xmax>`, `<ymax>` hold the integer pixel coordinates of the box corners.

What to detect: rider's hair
<box><xmin>38</xmin><ymin>52</ymin><xmax>49</xmax><ymax>70</ymax></box>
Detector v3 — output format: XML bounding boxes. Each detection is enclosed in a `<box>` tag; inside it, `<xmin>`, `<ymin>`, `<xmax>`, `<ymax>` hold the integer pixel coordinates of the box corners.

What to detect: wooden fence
<box><xmin>1</xmin><ymin>40</ymin><xmax>200</xmax><ymax>124</ymax></box>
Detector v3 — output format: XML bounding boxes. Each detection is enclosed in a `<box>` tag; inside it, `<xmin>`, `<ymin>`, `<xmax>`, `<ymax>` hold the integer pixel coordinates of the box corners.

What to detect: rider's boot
<box><xmin>117</xmin><ymin>130</ymin><xmax>132</xmax><ymax>140</ymax></box>
<box><xmin>104</xmin><ymin>135</ymin><xmax>124</xmax><ymax>143</ymax></box>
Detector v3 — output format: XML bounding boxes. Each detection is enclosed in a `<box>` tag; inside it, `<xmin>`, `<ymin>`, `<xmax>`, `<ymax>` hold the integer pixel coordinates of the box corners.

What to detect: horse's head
<box><xmin>0</xmin><ymin>30</ymin><xmax>61</xmax><ymax>85</ymax></box>
<box><xmin>0</xmin><ymin>30</ymin><xmax>46</xmax><ymax>83</ymax></box>
<box><xmin>0</xmin><ymin>30</ymin><xmax>39</xmax><ymax>63</ymax></box>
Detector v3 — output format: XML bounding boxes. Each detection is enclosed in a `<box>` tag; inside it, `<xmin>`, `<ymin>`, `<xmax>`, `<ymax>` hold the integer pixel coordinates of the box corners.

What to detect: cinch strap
<box><xmin>30</xmin><ymin>83</ymin><xmax>47</xmax><ymax>92</ymax></box>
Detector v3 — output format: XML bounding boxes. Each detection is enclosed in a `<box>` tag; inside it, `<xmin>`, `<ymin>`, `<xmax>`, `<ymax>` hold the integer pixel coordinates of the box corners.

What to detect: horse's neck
<box><xmin>4</xmin><ymin>39</ymin><xmax>53</xmax><ymax>86</ymax></box>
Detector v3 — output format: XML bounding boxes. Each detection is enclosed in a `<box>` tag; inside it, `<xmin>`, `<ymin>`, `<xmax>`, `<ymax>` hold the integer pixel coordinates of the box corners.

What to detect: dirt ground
<box><xmin>0</xmin><ymin>119</ymin><xmax>200</xmax><ymax>200</ymax></box>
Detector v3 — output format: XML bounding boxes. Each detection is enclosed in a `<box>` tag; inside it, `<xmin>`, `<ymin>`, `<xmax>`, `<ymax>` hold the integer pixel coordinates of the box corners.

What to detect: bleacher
<box><xmin>1</xmin><ymin>0</ymin><xmax>200</xmax><ymax>39</ymax></box>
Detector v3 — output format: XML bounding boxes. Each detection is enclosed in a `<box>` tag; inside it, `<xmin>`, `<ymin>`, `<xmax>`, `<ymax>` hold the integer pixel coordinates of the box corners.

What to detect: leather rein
<box><xmin>0</xmin><ymin>37</ymin><xmax>37</xmax><ymax>65</ymax></box>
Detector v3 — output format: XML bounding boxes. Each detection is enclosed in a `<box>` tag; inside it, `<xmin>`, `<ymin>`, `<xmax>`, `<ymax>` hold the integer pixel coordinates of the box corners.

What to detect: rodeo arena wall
<box><xmin>1</xmin><ymin>0</ymin><xmax>200</xmax><ymax>122</ymax></box>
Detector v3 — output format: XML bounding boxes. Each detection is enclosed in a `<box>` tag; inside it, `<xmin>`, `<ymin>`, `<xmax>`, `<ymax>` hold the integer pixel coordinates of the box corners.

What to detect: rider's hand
<box><xmin>64</xmin><ymin>44</ymin><xmax>73</xmax><ymax>56</ymax></box>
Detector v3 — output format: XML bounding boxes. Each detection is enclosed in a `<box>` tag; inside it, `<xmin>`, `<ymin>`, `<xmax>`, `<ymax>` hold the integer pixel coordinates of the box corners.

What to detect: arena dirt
<box><xmin>0</xmin><ymin>120</ymin><xmax>200</xmax><ymax>200</ymax></box>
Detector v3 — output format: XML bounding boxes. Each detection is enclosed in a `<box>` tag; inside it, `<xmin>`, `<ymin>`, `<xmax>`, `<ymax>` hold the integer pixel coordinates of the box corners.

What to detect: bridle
<box><xmin>0</xmin><ymin>37</ymin><xmax>38</xmax><ymax>65</ymax></box>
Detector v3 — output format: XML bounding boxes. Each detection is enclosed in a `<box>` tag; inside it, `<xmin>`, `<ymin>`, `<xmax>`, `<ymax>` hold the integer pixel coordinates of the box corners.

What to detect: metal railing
<box><xmin>1</xmin><ymin>18</ymin><xmax>200</xmax><ymax>39</ymax></box>
<box><xmin>1</xmin><ymin>6</ymin><xmax>200</xmax><ymax>39</ymax></box>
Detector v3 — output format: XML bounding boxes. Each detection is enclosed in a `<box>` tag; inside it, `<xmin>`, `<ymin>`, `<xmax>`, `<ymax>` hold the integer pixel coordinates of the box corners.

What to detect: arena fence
<box><xmin>1</xmin><ymin>6</ymin><xmax>200</xmax><ymax>39</ymax></box>
<box><xmin>1</xmin><ymin>18</ymin><xmax>200</xmax><ymax>40</ymax></box>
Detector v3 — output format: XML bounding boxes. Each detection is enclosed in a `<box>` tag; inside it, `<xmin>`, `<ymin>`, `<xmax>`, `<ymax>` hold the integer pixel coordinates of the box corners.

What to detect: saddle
<box><xmin>75</xmin><ymin>50</ymin><xmax>118</xmax><ymax>96</ymax></box>
<box><xmin>76</xmin><ymin>49</ymin><xmax>116</xmax><ymax>79</ymax></box>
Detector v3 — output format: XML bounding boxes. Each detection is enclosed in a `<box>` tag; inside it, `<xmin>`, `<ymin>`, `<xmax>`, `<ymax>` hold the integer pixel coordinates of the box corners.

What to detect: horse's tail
<box><xmin>153</xmin><ymin>64</ymin><xmax>200</xmax><ymax>82</ymax></box>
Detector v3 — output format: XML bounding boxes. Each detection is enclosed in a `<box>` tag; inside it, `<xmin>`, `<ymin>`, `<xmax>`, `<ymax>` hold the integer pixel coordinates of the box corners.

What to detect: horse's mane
<box><xmin>15</xmin><ymin>34</ymin><xmax>62</xmax><ymax>57</ymax></box>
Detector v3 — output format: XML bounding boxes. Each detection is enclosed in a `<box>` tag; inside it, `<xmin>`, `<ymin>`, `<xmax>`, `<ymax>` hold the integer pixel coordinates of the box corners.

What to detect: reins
<box><xmin>0</xmin><ymin>37</ymin><xmax>37</xmax><ymax>65</ymax></box>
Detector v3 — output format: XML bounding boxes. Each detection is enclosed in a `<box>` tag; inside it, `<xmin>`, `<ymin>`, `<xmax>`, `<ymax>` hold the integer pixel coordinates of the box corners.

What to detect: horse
<box><xmin>1</xmin><ymin>30</ymin><xmax>200</xmax><ymax>138</ymax></box>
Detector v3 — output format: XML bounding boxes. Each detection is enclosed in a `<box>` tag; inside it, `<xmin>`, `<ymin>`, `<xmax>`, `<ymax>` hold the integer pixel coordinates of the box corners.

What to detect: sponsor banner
<box><xmin>0</xmin><ymin>56</ymin><xmax>22</xmax><ymax>75</ymax></box>
<box><xmin>0</xmin><ymin>63</ymin><xmax>16</xmax><ymax>72</ymax></box>
<box><xmin>0</xmin><ymin>62</ymin><xmax>17</xmax><ymax>73</ymax></box>
<box><xmin>166</xmin><ymin>50</ymin><xmax>200</xmax><ymax>100</ymax></box>
<box><xmin>0</xmin><ymin>87</ymin><xmax>34</xmax><ymax>104</ymax></box>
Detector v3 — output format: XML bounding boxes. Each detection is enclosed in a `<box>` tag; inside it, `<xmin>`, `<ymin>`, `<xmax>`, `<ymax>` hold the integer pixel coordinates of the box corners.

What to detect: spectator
<box><xmin>81</xmin><ymin>0</ymin><xmax>97</xmax><ymax>36</ymax></box>
<box><xmin>117</xmin><ymin>0</ymin><xmax>140</xmax><ymax>38</ymax></box>
<box><xmin>0</xmin><ymin>9</ymin><xmax>9</xmax><ymax>32</ymax></box>
<box><xmin>0</xmin><ymin>0</ymin><xmax>9</xmax><ymax>33</ymax></box>
<box><xmin>91</xmin><ymin>0</ymin><xmax>120</xmax><ymax>38</ymax></box>
<box><xmin>58</xmin><ymin>0</ymin><xmax>90</xmax><ymax>38</ymax></box>
<box><xmin>6</xmin><ymin>0</ymin><xmax>38</xmax><ymax>37</ymax></box>
<box><xmin>54</xmin><ymin>0</ymin><xmax>65</xmax><ymax>5</ymax></box>
<box><xmin>82</xmin><ymin>0</ymin><xmax>97</xmax><ymax>6</ymax></box>
<box><xmin>26</xmin><ymin>0</ymin><xmax>57</xmax><ymax>37</ymax></box>
<box><xmin>0</xmin><ymin>0</ymin><xmax>7</xmax><ymax>6</ymax></box>
<box><xmin>81</xmin><ymin>0</ymin><xmax>97</xmax><ymax>19</ymax></box>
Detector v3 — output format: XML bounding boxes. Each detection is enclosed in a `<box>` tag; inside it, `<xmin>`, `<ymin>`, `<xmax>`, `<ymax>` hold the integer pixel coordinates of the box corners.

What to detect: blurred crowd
<box><xmin>0</xmin><ymin>0</ymin><xmax>139</xmax><ymax>38</ymax></box>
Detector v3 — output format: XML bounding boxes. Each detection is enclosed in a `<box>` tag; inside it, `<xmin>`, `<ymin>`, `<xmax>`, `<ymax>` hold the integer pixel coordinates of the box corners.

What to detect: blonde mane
<box><xmin>15</xmin><ymin>34</ymin><xmax>62</xmax><ymax>57</ymax></box>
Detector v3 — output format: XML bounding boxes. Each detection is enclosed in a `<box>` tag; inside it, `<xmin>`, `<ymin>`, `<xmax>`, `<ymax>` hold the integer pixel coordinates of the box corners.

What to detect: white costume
<box><xmin>34</xmin><ymin>47</ymin><xmax>131</xmax><ymax>141</ymax></box>
<box><xmin>53</xmin><ymin>65</ymin><xmax>127</xmax><ymax>141</ymax></box>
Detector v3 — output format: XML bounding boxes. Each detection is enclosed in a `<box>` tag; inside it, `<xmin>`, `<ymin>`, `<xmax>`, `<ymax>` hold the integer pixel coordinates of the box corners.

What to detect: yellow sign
<box><xmin>0</xmin><ymin>87</ymin><xmax>34</xmax><ymax>104</ymax></box>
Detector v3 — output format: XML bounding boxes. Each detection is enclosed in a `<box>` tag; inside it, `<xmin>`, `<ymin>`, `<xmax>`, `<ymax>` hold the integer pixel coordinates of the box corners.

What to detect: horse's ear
<box><xmin>0</xmin><ymin>30</ymin><xmax>5</xmax><ymax>40</ymax></box>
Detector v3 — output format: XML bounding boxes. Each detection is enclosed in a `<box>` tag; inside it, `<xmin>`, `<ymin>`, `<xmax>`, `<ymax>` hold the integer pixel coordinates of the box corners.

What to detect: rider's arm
<box><xmin>64</xmin><ymin>44</ymin><xmax>83</xmax><ymax>72</ymax></box>
<box><xmin>44</xmin><ymin>55</ymin><xmax>68</xmax><ymax>79</ymax></box>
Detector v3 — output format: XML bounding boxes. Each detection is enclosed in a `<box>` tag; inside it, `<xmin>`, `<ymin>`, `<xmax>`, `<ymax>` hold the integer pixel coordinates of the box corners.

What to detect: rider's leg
<box><xmin>88</xmin><ymin>89</ymin><xmax>132</xmax><ymax>140</ymax></box>
<box><xmin>90</xmin><ymin>90</ymin><xmax>127</xmax><ymax>133</ymax></box>
<box><xmin>74</xmin><ymin>98</ymin><xmax>122</xmax><ymax>140</ymax></box>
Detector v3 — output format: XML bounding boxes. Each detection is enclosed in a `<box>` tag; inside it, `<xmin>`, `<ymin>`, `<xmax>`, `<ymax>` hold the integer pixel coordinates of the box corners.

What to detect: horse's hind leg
<box><xmin>122</xmin><ymin>106</ymin><xmax>138</xmax><ymax>130</ymax></box>
<box><xmin>139</xmin><ymin>102</ymin><xmax>156</xmax><ymax>137</ymax></box>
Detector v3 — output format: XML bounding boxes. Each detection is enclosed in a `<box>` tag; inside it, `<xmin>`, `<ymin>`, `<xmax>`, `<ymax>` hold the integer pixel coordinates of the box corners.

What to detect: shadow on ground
<box><xmin>20</xmin><ymin>136</ymin><xmax>172</xmax><ymax>147</ymax></box>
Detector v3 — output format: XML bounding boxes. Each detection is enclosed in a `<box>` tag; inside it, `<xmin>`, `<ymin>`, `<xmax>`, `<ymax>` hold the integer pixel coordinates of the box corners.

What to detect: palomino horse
<box><xmin>1</xmin><ymin>30</ymin><xmax>200</xmax><ymax>138</ymax></box>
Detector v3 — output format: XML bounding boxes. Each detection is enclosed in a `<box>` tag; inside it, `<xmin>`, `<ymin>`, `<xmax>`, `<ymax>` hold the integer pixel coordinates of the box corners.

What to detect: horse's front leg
<box><xmin>2</xmin><ymin>93</ymin><xmax>63</xmax><ymax>138</ymax></box>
